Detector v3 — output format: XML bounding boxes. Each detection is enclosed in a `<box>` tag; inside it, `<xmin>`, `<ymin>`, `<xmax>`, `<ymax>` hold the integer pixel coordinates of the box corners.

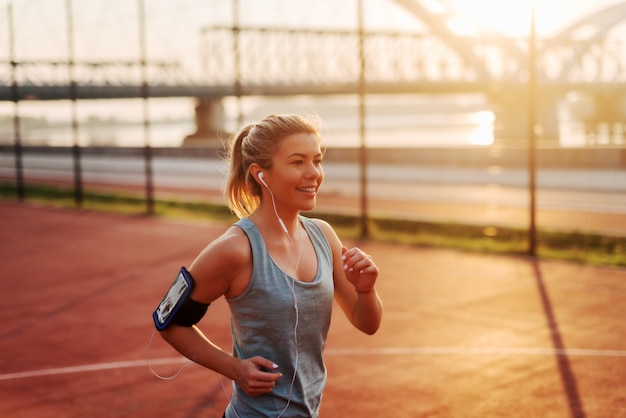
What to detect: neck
<box><xmin>250</xmin><ymin>205</ymin><xmax>300</xmax><ymax>239</ymax></box>
<box><xmin>250</xmin><ymin>207</ymin><xmax>303</xmax><ymax>277</ymax></box>
<box><xmin>253</xmin><ymin>203</ymin><xmax>300</xmax><ymax>236</ymax></box>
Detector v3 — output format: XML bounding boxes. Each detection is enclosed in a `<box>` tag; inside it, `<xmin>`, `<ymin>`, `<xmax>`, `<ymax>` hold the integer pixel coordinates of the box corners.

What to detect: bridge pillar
<box><xmin>488</xmin><ymin>88</ymin><xmax>560</xmax><ymax>146</ymax></box>
<box><xmin>183</xmin><ymin>97</ymin><xmax>227</xmax><ymax>147</ymax></box>
<box><xmin>568</xmin><ymin>91</ymin><xmax>626</xmax><ymax>146</ymax></box>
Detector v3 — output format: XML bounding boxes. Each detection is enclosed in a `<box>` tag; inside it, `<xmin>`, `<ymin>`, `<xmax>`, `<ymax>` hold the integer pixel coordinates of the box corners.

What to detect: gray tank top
<box><xmin>225</xmin><ymin>216</ymin><xmax>334</xmax><ymax>418</ymax></box>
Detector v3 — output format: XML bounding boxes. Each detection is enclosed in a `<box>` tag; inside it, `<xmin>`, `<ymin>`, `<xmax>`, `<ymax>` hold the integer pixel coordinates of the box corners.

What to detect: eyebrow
<box><xmin>286</xmin><ymin>152</ymin><xmax>323</xmax><ymax>159</ymax></box>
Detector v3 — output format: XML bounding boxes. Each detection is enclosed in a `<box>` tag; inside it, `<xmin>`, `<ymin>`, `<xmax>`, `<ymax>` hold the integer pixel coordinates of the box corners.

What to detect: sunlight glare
<box><xmin>448</xmin><ymin>0</ymin><xmax>534</xmax><ymax>36</ymax></box>
<box><xmin>468</xmin><ymin>111</ymin><xmax>495</xmax><ymax>145</ymax></box>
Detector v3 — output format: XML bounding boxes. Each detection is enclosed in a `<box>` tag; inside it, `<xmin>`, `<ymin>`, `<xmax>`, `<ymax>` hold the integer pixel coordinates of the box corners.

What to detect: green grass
<box><xmin>2</xmin><ymin>181</ymin><xmax>625</xmax><ymax>268</ymax></box>
<box><xmin>0</xmin><ymin>182</ymin><xmax>238</xmax><ymax>222</ymax></box>
<box><xmin>367</xmin><ymin>217</ymin><xmax>626</xmax><ymax>266</ymax></box>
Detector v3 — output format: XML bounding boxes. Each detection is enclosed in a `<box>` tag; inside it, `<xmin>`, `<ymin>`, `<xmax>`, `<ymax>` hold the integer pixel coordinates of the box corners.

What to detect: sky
<box><xmin>0</xmin><ymin>0</ymin><xmax>624</xmax><ymax>131</ymax></box>
<box><xmin>445</xmin><ymin>0</ymin><xmax>624</xmax><ymax>36</ymax></box>
<box><xmin>0</xmin><ymin>0</ymin><xmax>623</xmax><ymax>70</ymax></box>
<box><xmin>1</xmin><ymin>0</ymin><xmax>624</xmax><ymax>49</ymax></box>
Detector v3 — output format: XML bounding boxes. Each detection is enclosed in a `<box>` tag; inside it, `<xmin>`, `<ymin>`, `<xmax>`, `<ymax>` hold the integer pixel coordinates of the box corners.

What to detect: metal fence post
<box><xmin>8</xmin><ymin>4</ymin><xmax>25</xmax><ymax>202</ymax></box>
<box><xmin>357</xmin><ymin>0</ymin><xmax>369</xmax><ymax>239</ymax></box>
<box><xmin>139</xmin><ymin>0</ymin><xmax>154</xmax><ymax>214</ymax></box>
<box><xmin>528</xmin><ymin>2</ymin><xmax>537</xmax><ymax>256</ymax></box>
<box><xmin>233</xmin><ymin>0</ymin><xmax>243</xmax><ymax>126</ymax></box>
<box><xmin>67</xmin><ymin>0</ymin><xmax>83</xmax><ymax>207</ymax></box>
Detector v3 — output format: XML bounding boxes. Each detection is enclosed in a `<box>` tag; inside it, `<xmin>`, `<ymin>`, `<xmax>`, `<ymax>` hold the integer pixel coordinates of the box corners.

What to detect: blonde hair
<box><xmin>225</xmin><ymin>113</ymin><xmax>322</xmax><ymax>218</ymax></box>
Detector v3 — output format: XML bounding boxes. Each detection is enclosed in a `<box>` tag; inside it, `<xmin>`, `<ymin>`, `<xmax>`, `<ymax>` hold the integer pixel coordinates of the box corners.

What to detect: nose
<box><xmin>306</xmin><ymin>163</ymin><xmax>322</xmax><ymax>180</ymax></box>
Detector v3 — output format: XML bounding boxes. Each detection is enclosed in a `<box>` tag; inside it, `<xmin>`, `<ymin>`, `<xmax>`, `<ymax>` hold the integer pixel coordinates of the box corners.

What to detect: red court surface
<box><xmin>1</xmin><ymin>201</ymin><xmax>625</xmax><ymax>417</ymax></box>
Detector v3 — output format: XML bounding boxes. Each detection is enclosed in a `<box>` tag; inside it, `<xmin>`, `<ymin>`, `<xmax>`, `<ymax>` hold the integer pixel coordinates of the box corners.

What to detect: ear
<box><xmin>249</xmin><ymin>163</ymin><xmax>263</xmax><ymax>186</ymax></box>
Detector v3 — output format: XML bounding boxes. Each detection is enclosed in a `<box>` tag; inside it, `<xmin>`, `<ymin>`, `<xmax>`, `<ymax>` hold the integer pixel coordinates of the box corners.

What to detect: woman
<box><xmin>157</xmin><ymin>113</ymin><xmax>383</xmax><ymax>417</ymax></box>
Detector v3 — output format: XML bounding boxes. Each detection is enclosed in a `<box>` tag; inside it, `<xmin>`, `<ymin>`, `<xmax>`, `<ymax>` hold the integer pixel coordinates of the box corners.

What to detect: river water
<box><xmin>0</xmin><ymin>94</ymin><xmax>606</xmax><ymax>148</ymax></box>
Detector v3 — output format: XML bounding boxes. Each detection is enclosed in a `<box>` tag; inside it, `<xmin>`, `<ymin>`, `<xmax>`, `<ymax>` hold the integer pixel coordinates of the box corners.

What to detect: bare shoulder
<box><xmin>207</xmin><ymin>224</ymin><xmax>250</xmax><ymax>260</ymax></box>
<box><xmin>310</xmin><ymin>218</ymin><xmax>341</xmax><ymax>249</ymax></box>
<box><xmin>188</xmin><ymin>225</ymin><xmax>252</xmax><ymax>301</ymax></box>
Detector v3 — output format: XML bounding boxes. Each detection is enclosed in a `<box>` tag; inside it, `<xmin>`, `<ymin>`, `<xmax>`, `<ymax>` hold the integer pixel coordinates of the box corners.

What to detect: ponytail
<box><xmin>225</xmin><ymin>125</ymin><xmax>258</xmax><ymax>218</ymax></box>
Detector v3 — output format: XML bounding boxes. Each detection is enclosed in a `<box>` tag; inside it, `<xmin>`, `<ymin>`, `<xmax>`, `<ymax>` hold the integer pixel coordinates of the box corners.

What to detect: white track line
<box><xmin>1</xmin><ymin>347</ymin><xmax>625</xmax><ymax>381</ymax></box>
<box><xmin>0</xmin><ymin>357</ymin><xmax>188</xmax><ymax>381</ymax></box>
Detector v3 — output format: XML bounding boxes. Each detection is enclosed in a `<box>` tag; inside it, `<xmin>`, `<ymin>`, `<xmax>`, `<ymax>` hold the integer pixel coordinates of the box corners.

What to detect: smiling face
<box><xmin>264</xmin><ymin>132</ymin><xmax>324</xmax><ymax>214</ymax></box>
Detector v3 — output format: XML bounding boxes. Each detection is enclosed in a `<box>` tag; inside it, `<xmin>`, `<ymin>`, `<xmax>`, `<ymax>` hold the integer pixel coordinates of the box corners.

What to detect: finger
<box><xmin>249</xmin><ymin>357</ymin><xmax>282</xmax><ymax>384</ymax></box>
<box><xmin>245</xmin><ymin>370</ymin><xmax>282</xmax><ymax>397</ymax></box>
<box><xmin>250</xmin><ymin>356</ymin><xmax>280</xmax><ymax>372</ymax></box>
<box><xmin>344</xmin><ymin>253</ymin><xmax>371</xmax><ymax>272</ymax></box>
<box><xmin>342</xmin><ymin>248</ymin><xmax>360</xmax><ymax>270</ymax></box>
<box><xmin>249</xmin><ymin>375</ymin><xmax>281</xmax><ymax>389</ymax></box>
<box><xmin>358</xmin><ymin>264</ymin><xmax>377</xmax><ymax>274</ymax></box>
<box><xmin>257</xmin><ymin>370</ymin><xmax>283</xmax><ymax>383</ymax></box>
<box><xmin>341</xmin><ymin>247</ymin><xmax>351</xmax><ymax>269</ymax></box>
<box><xmin>243</xmin><ymin>368</ymin><xmax>282</xmax><ymax>396</ymax></box>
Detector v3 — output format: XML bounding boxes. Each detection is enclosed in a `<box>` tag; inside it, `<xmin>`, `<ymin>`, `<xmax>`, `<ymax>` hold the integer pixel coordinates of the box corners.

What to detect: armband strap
<box><xmin>153</xmin><ymin>267</ymin><xmax>210</xmax><ymax>330</ymax></box>
<box><xmin>171</xmin><ymin>297</ymin><xmax>210</xmax><ymax>327</ymax></box>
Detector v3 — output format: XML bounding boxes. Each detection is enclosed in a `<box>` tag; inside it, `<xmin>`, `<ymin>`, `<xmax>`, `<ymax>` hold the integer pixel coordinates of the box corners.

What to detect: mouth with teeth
<box><xmin>297</xmin><ymin>187</ymin><xmax>317</xmax><ymax>194</ymax></box>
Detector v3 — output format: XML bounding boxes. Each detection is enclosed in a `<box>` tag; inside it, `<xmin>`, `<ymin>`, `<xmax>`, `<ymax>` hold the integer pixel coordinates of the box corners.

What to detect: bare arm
<box><xmin>160</xmin><ymin>323</ymin><xmax>281</xmax><ymax>396</ymax></box>
<box><xmin>315</xmin><ymin>220</ymin><xmax>383</xmax><ymax>335</ymax></box>
<box><xmin>158</xmin><ymin>226</ymin><xmax>282</xmax><ymax>395</ymax></box>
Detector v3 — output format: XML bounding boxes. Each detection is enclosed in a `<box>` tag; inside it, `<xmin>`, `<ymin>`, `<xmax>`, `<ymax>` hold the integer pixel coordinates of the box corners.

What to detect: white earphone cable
<box><xmin>253</xmin><ymin>179</ymin><xmax>303</xmax><ymax>417</ymax></box>
<box><xmin>145</xmin><ymin>329</ymin><xmax>195</xmax><ymax>380</ymax></box>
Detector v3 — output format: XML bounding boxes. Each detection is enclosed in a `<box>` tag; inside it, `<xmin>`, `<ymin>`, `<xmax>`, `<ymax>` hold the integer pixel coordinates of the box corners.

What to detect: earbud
<box><xmin>258</xmin><ymin>172</ymin><xmax>268</xmax><ymax>188</ymax></box>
